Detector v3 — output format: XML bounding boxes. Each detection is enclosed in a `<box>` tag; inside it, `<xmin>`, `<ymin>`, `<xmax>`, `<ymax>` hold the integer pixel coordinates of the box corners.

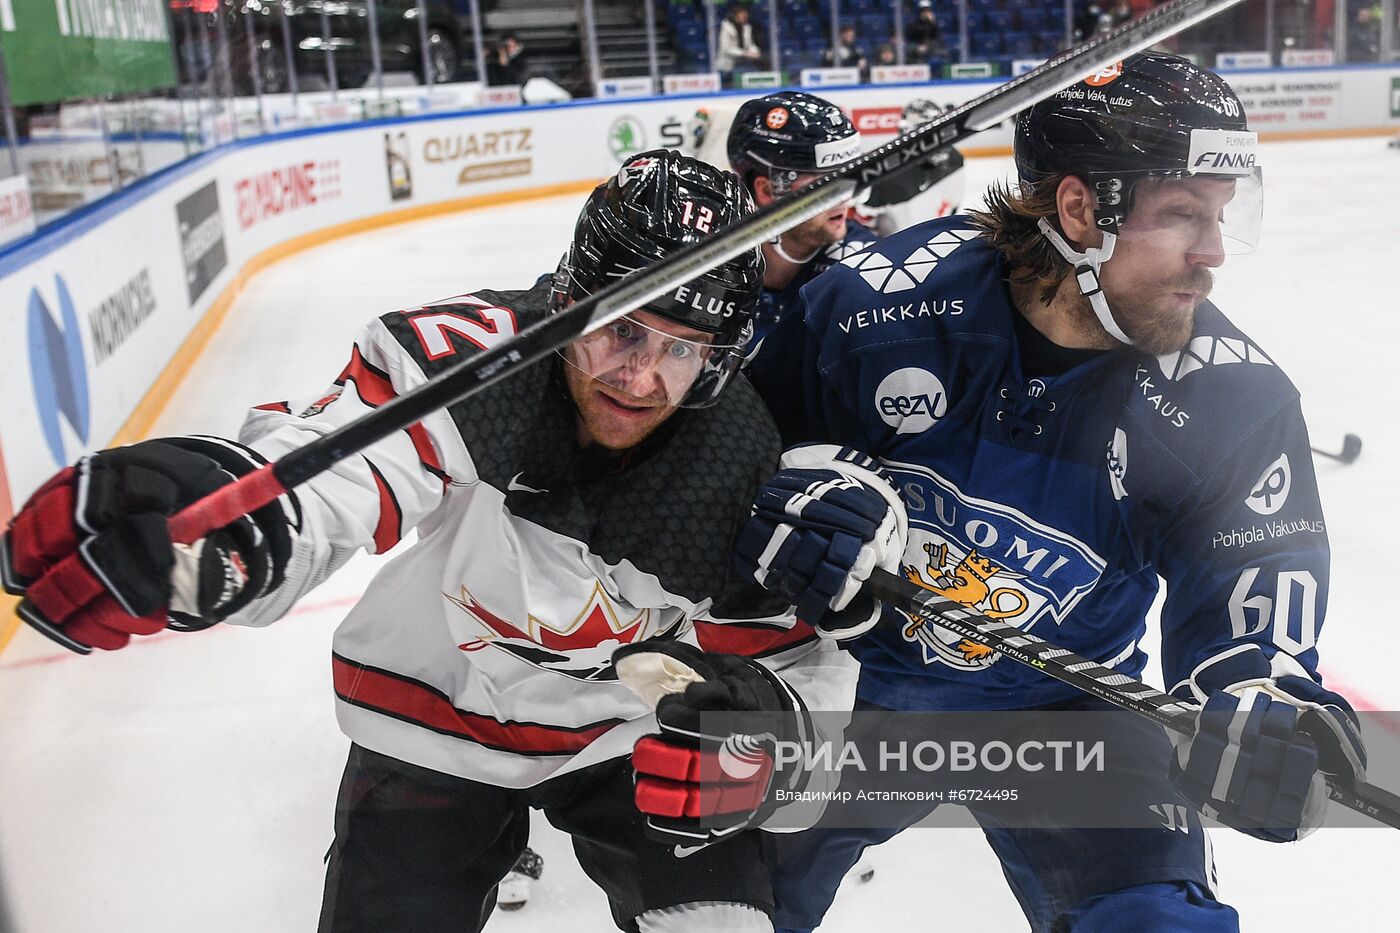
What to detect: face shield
<box><xmin>561</xmin><ymin>311</ymin><xmax>750</xmax><ymax>410</ymax></box>
<box><xmin>1110</xmin><ymin>129</ymin><xmax>1264</xmax><ymax>261</ymax></box>
<box><xmin>759</xmin><ymin>131</ymin><xmax>863</xmax><ymax>196</ymax></box>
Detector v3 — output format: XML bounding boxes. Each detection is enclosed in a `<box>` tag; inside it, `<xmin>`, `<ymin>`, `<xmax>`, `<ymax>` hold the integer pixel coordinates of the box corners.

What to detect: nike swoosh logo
<box><xmin>507</xmin><ymin>472</ymin><xmax>547</xmax><ymax>495</ymax></box>
<box><xmin>672</xmin><ymin>843</ymin><xmax>706</xmax><ymax>859</ymax></box>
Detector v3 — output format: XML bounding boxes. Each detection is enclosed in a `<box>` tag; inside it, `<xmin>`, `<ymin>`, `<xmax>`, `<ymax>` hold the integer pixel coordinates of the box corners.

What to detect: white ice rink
<box><xmin>1</xmin><ymin>137</ymin><xmax>1397</xmax><ymax>931</ymax></box>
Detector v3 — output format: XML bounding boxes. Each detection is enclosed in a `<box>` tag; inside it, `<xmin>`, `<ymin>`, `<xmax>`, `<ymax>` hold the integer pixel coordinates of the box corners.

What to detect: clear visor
<box><xmin>561</xmin><ymin>313</ymin><xmax>744</xmax><ymax>409</ymax></box>
<box><xmin>1115</xmin><ymin>169</ymin><xmax>1264</xmax><ymax>259</ymax></box>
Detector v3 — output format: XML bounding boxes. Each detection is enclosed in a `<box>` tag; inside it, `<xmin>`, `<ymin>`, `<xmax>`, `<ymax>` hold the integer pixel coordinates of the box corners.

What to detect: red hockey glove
<box><xmin>1</xmin><ymin>437</ymin><xmax>297</xmax><ymax>653</ymax></box>
<box><xmin>613</xmin><ymin>640</ymin><xmax>811</xmax><ymax>849</ymax></box>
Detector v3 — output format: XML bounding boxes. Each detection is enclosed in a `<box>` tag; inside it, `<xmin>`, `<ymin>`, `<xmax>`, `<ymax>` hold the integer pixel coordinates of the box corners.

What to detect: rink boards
<box><xmin>0</xmin><ymin>63</ymin><xmax>1397</xmax><ymax>652</ymax></box>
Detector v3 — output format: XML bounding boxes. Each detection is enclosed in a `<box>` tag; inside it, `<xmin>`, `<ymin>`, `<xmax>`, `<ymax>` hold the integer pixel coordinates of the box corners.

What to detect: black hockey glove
<box><xmin>734</xmin><ymin>446</ymin><xmax>906</xmax><ymax>641</ymax></box>
<box><xmin>613</xmin><ymin>640</ymin><xmax>812</xmax><ymax>849</ymax></box>
<box><xmin>863</xmin><ymin>146</ymin><xmax>965</xmax><ymax>210</ymax></box>
<box><xmin>1</xmin><ymin>437</ymin><xmax>297</xmax><ymax>652</ymax></box>
<box><xmin>1168</xmin><ymin>645</ymin><xmax>1365</xmax><ymax>843</ymax></box>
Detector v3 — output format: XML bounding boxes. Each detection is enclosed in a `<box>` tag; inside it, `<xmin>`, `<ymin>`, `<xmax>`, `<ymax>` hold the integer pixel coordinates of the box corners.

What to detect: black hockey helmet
<box><xmin>552</xmin><ymin>149</ymin><xmax>764</xmax><ymax>408</ymax></box>
<box><xmin>727</xmin><ymin>91</ymin><xmax>862</xmax><ymax>195</ymax></box>
<box><xmin>1015</xmin><ymin>51</ymin><xmax>1259</xmax><ymax>240</ymax></box>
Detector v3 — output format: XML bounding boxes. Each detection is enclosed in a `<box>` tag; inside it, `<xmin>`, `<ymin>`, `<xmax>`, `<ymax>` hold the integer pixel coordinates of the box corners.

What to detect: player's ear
<box><xmin>1054</xmin><ymin>175</ymin><xmax>1101</xmax><ymax>250</ymax></box>
<box><xmin>752</xmin><ymin>176</ymin><xmax>775</xmax><ymax>206</ymax></box>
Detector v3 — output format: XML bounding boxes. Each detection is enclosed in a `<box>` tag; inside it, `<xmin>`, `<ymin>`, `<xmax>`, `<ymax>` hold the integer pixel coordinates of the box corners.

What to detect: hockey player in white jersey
<box><xmin>1</xmin><ymin>151</ymin><xmax>879</xmax><ymax>932</ymax></box>
<box><xmin>855</xmin><ymin>98</ymin><xmax>966</xmax><ymax>237</ymax></box>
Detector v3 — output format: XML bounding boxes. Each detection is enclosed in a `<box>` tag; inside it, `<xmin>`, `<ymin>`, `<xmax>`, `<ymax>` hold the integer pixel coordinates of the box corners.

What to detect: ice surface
<box><xmin>1</xmin><ymin>138</ymin><xmax>1396</xmax><ymax>931</ymax></box>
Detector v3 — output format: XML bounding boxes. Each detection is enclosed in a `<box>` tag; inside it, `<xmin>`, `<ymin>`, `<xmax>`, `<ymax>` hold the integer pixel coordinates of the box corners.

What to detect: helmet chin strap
<box><xmin>1036</xmin><ymin>217</ymin><xmax>1134</xmax><ymax>347</ymax></box>
<box><xmin>768</xmin><ymin>232</ymin><xmax>822</xmax><ymax>266</ymax></box>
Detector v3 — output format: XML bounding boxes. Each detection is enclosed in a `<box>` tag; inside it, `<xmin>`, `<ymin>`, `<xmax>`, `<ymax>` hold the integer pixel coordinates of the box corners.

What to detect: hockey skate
<box><xmin>497</xmin><ymin>847</ymin><xmax>544</xmax><ymax>911</ymax></box>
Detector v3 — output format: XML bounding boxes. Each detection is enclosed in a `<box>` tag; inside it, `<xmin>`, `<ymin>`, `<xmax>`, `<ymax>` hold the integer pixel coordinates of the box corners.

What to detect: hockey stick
<box><xmin>1312</xmin><ymin>433</ymin><xmax>1362</xmax><ymax>465</ymax></box>
<box><xmin>5</xmin><ymin>0</ymin><xmax>1248</xmax><ymax>654</ymax></box>
<box><xmin>864</xmin><ymin>567</ymin><xmax>1400</xmax><ymax>830</ymax></box>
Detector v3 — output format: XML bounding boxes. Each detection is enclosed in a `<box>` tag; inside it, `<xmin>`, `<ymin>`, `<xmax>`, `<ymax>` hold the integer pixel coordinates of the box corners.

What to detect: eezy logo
<box><xmin>27</xmin><ymin>274</ymin><xmax>90</xmax><ymax>466</ymax></box>
<box><xmin>875</xmin><ymin>367</ymin><xmax>948</xmax><ymax>435</ymax></box>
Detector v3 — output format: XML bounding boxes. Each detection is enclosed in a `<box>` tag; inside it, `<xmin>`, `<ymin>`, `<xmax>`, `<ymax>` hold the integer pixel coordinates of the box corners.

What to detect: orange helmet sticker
<box><xmin>1084</xmin><ymin>63</ymin><xmax>1124</xmax><ymax>87</ymax></box>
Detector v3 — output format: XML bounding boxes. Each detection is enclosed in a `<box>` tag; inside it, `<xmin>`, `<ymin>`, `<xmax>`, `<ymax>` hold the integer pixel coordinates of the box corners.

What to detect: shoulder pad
<box><xmin>1118</xmin><ymin>302</ymin><xmax>1301</xmax><ymax>490</ymax></box>
<box><xmin>1127</xmin><ymin>301</ymin><xmax>1298</xmax><ymax>427</ymax></box>
<box><xmin>379</xmin><ymin>281</ymin><xmax>548</xmax><ymax>377</ymax></box>
<box><xmin>803</xmin><ymin>218</ymin><xmax>1005</xmax><ymax>347</ymax></box>
<box><xmin>831</xmin><ymin>216</ymin><xmax>983</xmax><ymax>296</ymax></box>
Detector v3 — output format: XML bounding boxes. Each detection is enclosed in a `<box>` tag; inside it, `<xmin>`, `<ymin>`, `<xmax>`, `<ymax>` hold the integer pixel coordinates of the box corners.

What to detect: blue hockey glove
<box><xmin>1169</xmin><ymin>644</ymin><xmax>1366</xmax><ymax>842</ymax></box>
<box><xmin>734</xmin><ymin>446</ymin><xmax>906</xmax><ymax>640</ymax></box>
<box><xmin>613</xmin><ymin>640</ymin><xmax>811</xmax><ymax>849</ymax></box>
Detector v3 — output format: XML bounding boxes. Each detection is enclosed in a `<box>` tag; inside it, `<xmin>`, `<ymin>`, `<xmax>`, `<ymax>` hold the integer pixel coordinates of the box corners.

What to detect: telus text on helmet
<box><xmin>669</xmin><ymin>284</ymin><xmax>738</xmax><ymax>318</ymax></box>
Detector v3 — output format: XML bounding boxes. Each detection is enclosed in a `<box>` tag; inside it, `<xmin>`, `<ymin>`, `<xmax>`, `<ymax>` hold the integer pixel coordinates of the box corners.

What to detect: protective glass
<box><xmin>561</xmin><ymin>313</ymin><xmax>746</xmax><ymax>409</ymax></box>
<box><xmin>1116</xmin><ymin>169</ymin><xmax>1264</xmax><ymax>259</ymax></box>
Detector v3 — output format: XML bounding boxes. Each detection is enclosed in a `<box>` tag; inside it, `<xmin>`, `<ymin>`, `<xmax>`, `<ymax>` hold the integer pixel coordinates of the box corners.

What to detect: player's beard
<box><xmin>776</xmin><ymin>209</ymin><xmax>846</xmax><ymax>261</ymax></box>
<box><xmin>1095</xmin><ymin>266</ymin><xmax>1215</xmax><ymax>356</ymax></box>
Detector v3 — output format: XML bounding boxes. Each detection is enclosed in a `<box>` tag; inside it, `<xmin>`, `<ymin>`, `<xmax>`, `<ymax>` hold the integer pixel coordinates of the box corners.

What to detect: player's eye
<box><xmin>609</xmin><ymin>320</ymin><xmax>639</xmax><ymax>341</ymax></box>
<box><xmin>667</xmin><ymin>341</ymin><xmax>693</xmax><ymax>361</ymax></box>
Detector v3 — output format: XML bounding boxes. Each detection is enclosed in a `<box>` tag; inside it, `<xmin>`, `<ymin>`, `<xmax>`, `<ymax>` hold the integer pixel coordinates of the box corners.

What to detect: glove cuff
<box><xmin>1171</xmin><ymin>642</ymin><xmax>1366</xmax><ymax>782</ymax></box>
<box><xmin>777</xmin><ymin>444</ymin><xmax>908</xmax><ymax>573</ymax></box>
<box><xmin>161</xmin><ymin>436</ymin><xmax>300</xmax><ymax>594</ymax></box>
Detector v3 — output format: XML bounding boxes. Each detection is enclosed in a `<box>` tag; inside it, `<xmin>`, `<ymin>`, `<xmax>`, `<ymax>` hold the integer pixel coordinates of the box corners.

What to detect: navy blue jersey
<box><xmin>749</xmin><ymin>215</ymin><xmax>1331</xmax><ymax>712</ymax></box>
<box><xmin>748</xmin><ymin>217</ymin><xmax>878</xmax><ymax>351</ymax></box>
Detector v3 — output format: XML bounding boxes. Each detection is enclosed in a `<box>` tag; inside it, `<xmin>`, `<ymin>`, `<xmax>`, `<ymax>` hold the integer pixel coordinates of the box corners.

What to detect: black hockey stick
<box><xmin>4</xmin><ymin>0</ymin><xmax>1249</xmax><ymax>654</ymax></box>
<box><xmin>865</xmin><ymin>567</ymin><xmax>1400</xmax><ymax>830</ymax></box>
<box><xmin>1312</xmin><ymin>433</ymin><xmax>1362</xmax><ymax>464</ymax></box>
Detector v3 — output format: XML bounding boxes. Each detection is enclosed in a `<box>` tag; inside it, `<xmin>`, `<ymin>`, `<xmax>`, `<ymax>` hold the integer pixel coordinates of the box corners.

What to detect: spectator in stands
<box><xmin>825</xmin><ymin>24</ymin><xmax>867</xmax><ymax>70</ymax></box>
<box><xmin>1348</xmin><ymin>2</ymin><xmax>1382</xmax><ymax>62</ymax></box>
<box><xmin>907</xmin><ymin>1</ymin><xmax>948</xmax><ymax>60</ymax></box>
<box><xmin>487</xmin><ymin>33</ymin><xmax>530</xmax><ymax>86</ymax></box>
<box><xmin>717</xmin><ymin>6</ymin><xmax>764</xmax><ymax>86</ymax></box>
<box><xmin>867</xmin><ymin>41</ymin><xmax>897</xmax><ymax>80</ymax></box>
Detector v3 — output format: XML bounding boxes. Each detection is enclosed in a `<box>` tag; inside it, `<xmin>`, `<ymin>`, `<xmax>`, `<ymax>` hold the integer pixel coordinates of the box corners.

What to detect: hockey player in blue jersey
<box><xmin>724</xmin><ymin>92</ymin><xmax>878</xmax><ymax>351</ymax></box>
<box><xmin>733</xmin><ymin>53</ymin><xmax>1368</xmax><ymax>931</ymax></box>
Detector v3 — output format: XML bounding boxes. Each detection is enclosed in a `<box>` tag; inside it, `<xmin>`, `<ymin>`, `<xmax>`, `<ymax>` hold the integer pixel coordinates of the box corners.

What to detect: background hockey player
<box><xmin>735</xmin><ymin>53</ymin><xmax>1367</xmax><ymax>932</ymax></box>
<box><xmin>1</xmin><ymin>151</ymin><xmax>872</xmax><ymax>933</ymax></box>
<box><xmin>854</xmin><ymin>98</ymin><xmax>967</xmax><ymax>237</ymax></box>
<box><xmin>724</xmin><ymin>92</ymin><xmax>876</xmax><ymax>346</ymax></box>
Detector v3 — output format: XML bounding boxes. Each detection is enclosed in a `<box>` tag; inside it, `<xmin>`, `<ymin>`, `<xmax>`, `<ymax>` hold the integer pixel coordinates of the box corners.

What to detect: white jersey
<box><xmin>224</xmin><ymin>280</ymin><xmax>857</xmax><ymax>788</ymax></box>
<box><xmin>865</xmin><ymin>167</ymin><xmax>966</xmax><ymax>237</ymax></box>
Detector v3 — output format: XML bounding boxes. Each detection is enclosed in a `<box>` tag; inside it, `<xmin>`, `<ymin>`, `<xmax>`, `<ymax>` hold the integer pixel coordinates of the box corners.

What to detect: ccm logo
<box><xmin>853</xmin><ymin>107</ymin><xmax>902</xmax><ymax>135</ymax></box>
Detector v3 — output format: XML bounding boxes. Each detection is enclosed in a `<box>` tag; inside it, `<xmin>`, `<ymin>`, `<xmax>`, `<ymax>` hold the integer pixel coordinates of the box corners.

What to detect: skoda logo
<box><xmin>28</xmin><ymin>274</ymin><xmax>90</xmax><ymax>466</ymax></box>
<box><xmin>608</xmin><ymin>116</ymin><xmax>646</xmax><ymax>162</ymax></box>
